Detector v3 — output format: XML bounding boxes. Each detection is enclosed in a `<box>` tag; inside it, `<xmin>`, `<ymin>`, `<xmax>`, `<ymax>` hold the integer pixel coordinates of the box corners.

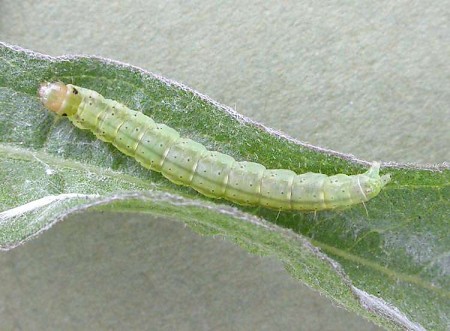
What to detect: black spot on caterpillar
<box><xmin>39</xmin><ymin>82</ymin><xmax>391</xmax><ymax>211</ymax></box>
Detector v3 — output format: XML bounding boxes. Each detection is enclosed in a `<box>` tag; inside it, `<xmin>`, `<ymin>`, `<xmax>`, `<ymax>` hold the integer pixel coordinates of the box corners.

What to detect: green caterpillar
<box><xmin>39</xmin><ymin>82</ymin><xmax>390</xmax><ymax>211</ymax></box>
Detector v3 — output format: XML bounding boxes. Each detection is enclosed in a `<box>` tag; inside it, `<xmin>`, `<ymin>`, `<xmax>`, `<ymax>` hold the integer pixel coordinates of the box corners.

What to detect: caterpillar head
<box><xmin>39</xmin><ymin>82</ymin><xmax>80</xmax><ymax>116</ymax></box>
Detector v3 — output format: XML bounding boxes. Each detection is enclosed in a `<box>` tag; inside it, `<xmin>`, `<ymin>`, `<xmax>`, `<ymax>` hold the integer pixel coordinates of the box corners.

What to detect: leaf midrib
<box><xmin>313</xmin><ymin>239</ymin><xmax>449</xmax><ymax>298</ymax></box>
<box><xmin>0</xmin><ymin>143</ymin><xmax>154</xmax><ymax>190</ymax></box>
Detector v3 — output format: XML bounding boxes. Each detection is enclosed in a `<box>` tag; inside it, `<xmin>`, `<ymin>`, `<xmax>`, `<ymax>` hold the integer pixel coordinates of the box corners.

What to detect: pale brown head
<box><xmin>39</xmin><ymin>82</ymin><xmax>80</xmax><ymax>116</ymax></box>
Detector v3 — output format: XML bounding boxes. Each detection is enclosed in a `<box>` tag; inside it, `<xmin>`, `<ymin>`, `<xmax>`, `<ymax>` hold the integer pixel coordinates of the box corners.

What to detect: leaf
<box><xmin>0</xmin><ymin>42</ymin><xmax>448</xmax><ymax>330</ymax></box>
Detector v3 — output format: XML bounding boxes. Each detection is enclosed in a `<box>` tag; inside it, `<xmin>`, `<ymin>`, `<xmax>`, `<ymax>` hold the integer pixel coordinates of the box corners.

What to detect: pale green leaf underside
<box><xmin>0</xmin><ymin>42</ymin><xmax>449</xmax><ymax>330</ymax></box>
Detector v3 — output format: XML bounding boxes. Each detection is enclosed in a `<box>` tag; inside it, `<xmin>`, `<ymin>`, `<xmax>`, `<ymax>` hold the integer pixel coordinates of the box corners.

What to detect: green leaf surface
<box><xmin>0</xmin><ymin>42</ymin><xmax>448</xmax><ymax>330</ymax></box>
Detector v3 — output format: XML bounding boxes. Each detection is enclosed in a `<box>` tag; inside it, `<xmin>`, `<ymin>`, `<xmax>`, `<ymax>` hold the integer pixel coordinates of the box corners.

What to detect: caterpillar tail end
<box><xmin>381</xmin><ymin>173</ymin><xmax>391</xmax><ymax>186</ymax></box>
<box><xmin>366</xmin><ymin>161</ymin><xmax>391</xmax><ymax>188</ymax></box>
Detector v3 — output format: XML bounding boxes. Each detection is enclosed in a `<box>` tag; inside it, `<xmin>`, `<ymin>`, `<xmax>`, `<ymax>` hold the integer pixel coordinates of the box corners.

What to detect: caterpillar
<box><xmin>38</xmin><ymin>82</ymin><xmax>390</xmax><ymax>211</ymax></box>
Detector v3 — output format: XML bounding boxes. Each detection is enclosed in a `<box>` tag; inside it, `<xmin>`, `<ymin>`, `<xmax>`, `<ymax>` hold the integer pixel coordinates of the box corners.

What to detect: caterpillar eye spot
<box><xmin>39</xmin><ymin>83</ymin><xmax>389</xmax><ymax>211</ymax></box>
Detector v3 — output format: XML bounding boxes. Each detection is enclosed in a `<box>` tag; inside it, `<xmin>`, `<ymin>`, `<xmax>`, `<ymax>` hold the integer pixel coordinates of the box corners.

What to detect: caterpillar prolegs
<box><xmin>38</xmin><ymin>82</ymin><xmax>391</xmax><ymax>211</ymax></box>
